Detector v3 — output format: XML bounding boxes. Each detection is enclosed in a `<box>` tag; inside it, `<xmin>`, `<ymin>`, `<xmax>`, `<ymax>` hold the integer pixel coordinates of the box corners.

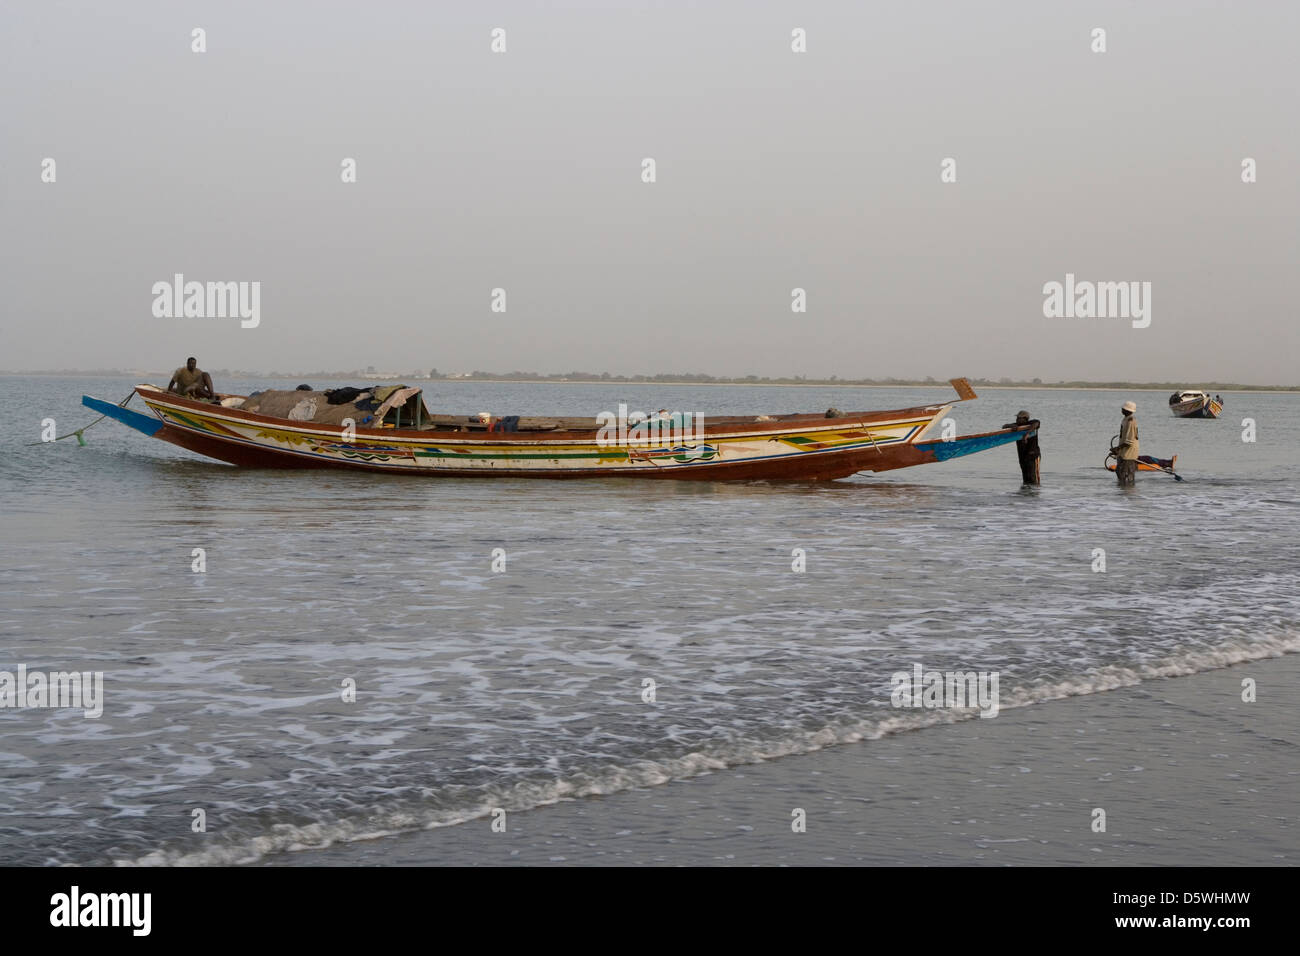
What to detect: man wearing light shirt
<box><xmin>167</xmin><ymin>356</ymin><xmax>216</xmax><ymax>401</ymax></box>
<box><xmin>1114</xmin><ymin>401</ymin><xmax>1139</xmax><ymax>486</ymax></box>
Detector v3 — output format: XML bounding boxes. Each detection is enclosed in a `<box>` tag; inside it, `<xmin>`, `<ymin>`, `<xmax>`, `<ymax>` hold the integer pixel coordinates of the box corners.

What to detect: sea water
<box><xmin>1</xmin><ymin>375</ymin><xmax>1297</xmax><ymax>865</ymax></box>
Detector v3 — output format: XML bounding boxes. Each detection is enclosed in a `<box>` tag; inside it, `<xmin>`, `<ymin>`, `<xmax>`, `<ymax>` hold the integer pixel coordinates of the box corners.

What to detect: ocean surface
<box><xmin>1</xmin><ymin>374</ymin><xmax>1297</xmax><ymax>865</ymax></box>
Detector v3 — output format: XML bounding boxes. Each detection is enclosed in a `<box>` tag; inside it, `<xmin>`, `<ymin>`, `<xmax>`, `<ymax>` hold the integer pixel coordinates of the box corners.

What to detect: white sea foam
<box><xmin>118</xmin><ymin>634</ymin><xmax>1300</xmax><ymax>867</ymax></box>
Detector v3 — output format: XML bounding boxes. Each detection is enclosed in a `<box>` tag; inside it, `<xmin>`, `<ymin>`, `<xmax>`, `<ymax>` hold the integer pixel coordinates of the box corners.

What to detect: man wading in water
<box><xmin>1002</xmin><ymin>410</ymin><xmax>1040</xmax><ymax>485</ymax></box>
<box><xmin>1113</xmin><ymin>400</ymin><xmax>1139</xmax><ymax>486</ymax></box>
<box><xmin>167</xmin><ymin>357</ymin><xmax>216</xmax><ymax>401</ymax></box>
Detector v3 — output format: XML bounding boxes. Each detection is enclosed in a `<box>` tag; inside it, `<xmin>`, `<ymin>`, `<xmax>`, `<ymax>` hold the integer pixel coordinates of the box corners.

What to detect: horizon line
<box><xmin>1</xmin><ymin>369</ymin><xmax>1296</xmax><ymax>392</ymax></box>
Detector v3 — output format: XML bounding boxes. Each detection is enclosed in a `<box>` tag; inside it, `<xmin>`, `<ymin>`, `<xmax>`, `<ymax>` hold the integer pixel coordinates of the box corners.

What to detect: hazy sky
<box><xmin>2</xmin><ymin>1</ymin><xmax>1297</xmax><ymax>382</ymax></box>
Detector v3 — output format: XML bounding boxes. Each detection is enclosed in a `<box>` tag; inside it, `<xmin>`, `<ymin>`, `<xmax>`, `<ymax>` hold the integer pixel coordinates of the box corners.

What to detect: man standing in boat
<box><xmin>1113</xmin><ymin>400</ymin><xmax>1139</xmax><ymax>486</ymax></box>
<box><xmin>167</xmin><ymin>357</ymin><xmax>216</xmax><ymax>401</ymax></box>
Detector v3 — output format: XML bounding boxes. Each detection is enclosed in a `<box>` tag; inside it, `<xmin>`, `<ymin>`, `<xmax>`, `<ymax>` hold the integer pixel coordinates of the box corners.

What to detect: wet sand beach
<box><xmin>271</xmin><ymin>654</ymin><xmax>1297</xmax><ymax>866</ymax></box>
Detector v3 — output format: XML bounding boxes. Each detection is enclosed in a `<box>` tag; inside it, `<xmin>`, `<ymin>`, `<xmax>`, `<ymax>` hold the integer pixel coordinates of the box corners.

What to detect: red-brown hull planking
<box><xmin>152</xmin><ymin>420</ymin><xmax>940</xmax><ymax>479</ymax></box>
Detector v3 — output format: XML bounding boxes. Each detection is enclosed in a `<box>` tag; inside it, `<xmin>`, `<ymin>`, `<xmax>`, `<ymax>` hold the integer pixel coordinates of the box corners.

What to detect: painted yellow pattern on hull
<box><xmin>143</xmin><ymin>396</ymin><xmax>945</xmax><ymax>474</ymax></box>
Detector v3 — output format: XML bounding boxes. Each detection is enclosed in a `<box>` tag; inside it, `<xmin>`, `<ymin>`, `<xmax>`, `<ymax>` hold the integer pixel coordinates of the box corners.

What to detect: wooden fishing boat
<box><xmin>1168</xmin><ymin>389</ymin><xmax>1222</xmax><ymax>419</ymax></box>
<box><xmin>81</xmin><ymin>378</ymin><xmax>1037</xmax><ymax>481</ymax></box>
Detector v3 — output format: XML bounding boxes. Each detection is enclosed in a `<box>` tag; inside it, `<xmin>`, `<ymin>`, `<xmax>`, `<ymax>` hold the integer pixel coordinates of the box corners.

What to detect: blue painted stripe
<box><xmin>916</xmin><ymin>428</ymin><xmax>1033</xmax><ymax>461</ymax></box>
<box><xmin>82</xmin><ymin>395</ymin><xmax>164</xmax><ymax>437</ymax></box>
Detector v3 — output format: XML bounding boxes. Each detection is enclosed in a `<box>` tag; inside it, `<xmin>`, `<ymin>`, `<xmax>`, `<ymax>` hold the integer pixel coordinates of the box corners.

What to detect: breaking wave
<box><xmin>120</xmin><ymin>632</ymin><xmax>1299</xmax><ymax>867</ymax></box>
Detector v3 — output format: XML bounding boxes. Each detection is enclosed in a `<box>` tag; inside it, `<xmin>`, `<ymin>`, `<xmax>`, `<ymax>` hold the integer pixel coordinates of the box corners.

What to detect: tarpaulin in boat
<box><xmin>373</xmin><ymin>387</ymin><xmax>423</xmax><ymax>422</ymax></box>
<box><xmin>236</xmin><ymin>388</ymin><xmax>429</xmax><ymax>427</ymax></box>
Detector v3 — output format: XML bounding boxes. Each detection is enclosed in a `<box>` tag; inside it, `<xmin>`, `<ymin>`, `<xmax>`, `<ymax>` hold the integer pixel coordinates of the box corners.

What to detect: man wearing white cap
<box><xmin>1114</xmin><ymin>401</ymin><xmax>1139</xmax><ymax>486</ymax></box>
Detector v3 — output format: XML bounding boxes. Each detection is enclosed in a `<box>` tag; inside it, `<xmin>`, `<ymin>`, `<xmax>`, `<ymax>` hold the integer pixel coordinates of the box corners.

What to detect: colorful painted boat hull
<box><xmin>1169</xmin><ymin>392</ymin><xmax>1222</xmax><ymax>419</ymax></box>
<box><xmin>83</xmin><ymin>381</ymin><xmax>1037</xmax><ymax>481</ymax></box>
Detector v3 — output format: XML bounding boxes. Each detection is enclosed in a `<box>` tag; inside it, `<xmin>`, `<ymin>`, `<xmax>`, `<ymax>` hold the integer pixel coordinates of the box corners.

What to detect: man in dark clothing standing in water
<box><xmin>1002</xmin><ymin>410</ymin><xmax>1040</xmax><ymax>485</ymax></box>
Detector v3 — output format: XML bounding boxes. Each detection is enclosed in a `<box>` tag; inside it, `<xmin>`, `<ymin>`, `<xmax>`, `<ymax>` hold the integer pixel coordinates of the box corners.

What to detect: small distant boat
<box><xmin>81</xmin><ymin>378</ymin><xmax>1038</xmax><ymax>481</ymax></box>
<box><xmin>1168</xmin><ymin>390</ymin><xmax>1222</xmax><ymax>419</ymax></box>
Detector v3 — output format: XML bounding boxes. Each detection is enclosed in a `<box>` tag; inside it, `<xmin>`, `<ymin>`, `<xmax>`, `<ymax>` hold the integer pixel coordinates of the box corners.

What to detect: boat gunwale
<box><xmin>133</xmin><ymin>384</ymin><xmax>956</xmax><ymax>446</ymax></box>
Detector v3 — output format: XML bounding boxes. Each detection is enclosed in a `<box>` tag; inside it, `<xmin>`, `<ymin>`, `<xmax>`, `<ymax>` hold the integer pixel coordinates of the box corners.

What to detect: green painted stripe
<box><xmin>166</xmin><ymin>410</ymin><xmax>220</xmax><ymax>432</ymax></box>
<box><xmin>413</xmin><ymin>448</ymin><xmax>628</xmax><ymax>461</ymax></box>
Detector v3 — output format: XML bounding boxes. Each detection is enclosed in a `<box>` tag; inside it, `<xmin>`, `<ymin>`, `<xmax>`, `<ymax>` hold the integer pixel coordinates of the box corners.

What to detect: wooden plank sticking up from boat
<box><xmin>949</xmin><ymin>377</ymin><xmax>978</xmax><ymax>402</ymax></box>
